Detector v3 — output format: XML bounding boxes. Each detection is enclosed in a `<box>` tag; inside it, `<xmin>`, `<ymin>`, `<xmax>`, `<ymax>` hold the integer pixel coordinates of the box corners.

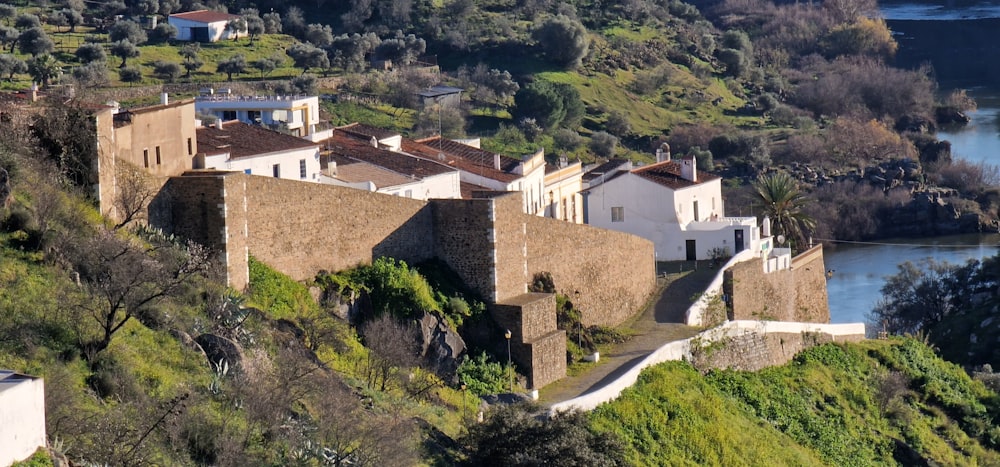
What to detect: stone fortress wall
<box><xmin>153</xmin><ymin>172</ymin><xmax>658</xmax><ymax>388</ymax></box>
<box><xmin>724</xmin><ymin>244</ymin><xmax>831</xmax><ymax>323</ymax></box>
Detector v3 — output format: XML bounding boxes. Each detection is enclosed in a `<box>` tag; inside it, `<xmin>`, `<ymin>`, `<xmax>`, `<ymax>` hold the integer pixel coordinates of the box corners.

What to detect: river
<box><xmin>824</xmin><ymin>3</ymin><xmax>1000</xmax><ymax>324</ymax></box>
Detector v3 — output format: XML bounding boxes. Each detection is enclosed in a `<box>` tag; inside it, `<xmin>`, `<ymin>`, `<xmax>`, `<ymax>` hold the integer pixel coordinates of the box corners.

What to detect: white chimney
<box><xmin>215</xmin><ymin>119</ymin><xmax>224</xmax><ymax>130</ymax></box>
<box><xmin>680</xmin><ymin>156</ymin><xmax>697</xmax><ymax>182</ymax></box>
<box><xmin>370</xmin><ymin>136</ymin><xmax>378</xmax><ymax>148</ymax></box>
<box><xmin>160</xmin><ymin>92</ymin><xmax>169</xmax><ymax>105</ymax></box>
<box><xmin>656</xmin><ymin>142</ymin><xmax>671</xmax><ymax>163</ymax></box>
<box><xmin>493</xmin><ymin>153</ymin><xmax>501</xmax><ymax>170</ymax></box>
<box><xmin>762</xmin><ymin>216</ymin><xmax>771</xmax><ymax>238</ymax></box>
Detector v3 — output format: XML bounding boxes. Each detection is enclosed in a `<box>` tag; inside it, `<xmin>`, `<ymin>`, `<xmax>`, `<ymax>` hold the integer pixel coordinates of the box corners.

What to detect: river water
<box><xmin>824</xmin><ymin>3</ymin><xmax>1000</xmax><ymax>324</ymax></box>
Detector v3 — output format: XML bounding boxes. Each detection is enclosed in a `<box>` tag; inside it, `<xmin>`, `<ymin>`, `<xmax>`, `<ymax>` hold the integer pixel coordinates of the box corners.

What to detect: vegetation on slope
<box><xmin>591</xmin><ymin>339</ymin><xmax>1000</xmax><ymax>466</ymax></box>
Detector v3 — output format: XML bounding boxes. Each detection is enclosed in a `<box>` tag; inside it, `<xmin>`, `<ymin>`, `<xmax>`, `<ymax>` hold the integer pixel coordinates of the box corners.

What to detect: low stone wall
<box><xmin>548</xmin><ymin>320</ymin><xmax>866</xmax><ymax>413</ymax></box>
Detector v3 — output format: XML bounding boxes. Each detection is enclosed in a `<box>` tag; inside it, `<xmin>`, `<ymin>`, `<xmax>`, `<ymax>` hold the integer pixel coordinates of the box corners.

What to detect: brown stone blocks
<box><xmin>724</xmin><ymin>245</ymin><xmax>831</xmax><ymax>323</ymax></box>
<box><xmin>525</xmin><ymin>216</ymin><xmax>656</xmax><ymax>327</ymax></box>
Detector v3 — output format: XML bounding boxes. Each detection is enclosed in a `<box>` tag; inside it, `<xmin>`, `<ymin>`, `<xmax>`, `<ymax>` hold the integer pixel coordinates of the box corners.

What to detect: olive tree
<box><xmin>532</xmin><ymin>15</ymin><xmax>590</xmax><ymax>70</ymax></box>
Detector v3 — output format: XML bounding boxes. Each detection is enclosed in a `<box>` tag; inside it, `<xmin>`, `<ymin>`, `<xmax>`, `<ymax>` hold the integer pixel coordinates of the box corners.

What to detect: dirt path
<box><xmin>538</xmin><ymin>261</ymin><xmax>719</xmax><ymax>405</ymax></box>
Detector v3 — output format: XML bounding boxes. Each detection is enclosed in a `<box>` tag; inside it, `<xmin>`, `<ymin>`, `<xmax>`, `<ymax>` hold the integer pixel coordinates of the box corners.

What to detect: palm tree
<box><xmin>753</xmin><ymin>171</ymin><xmax>816</xmax><ymax>252</ymax></box>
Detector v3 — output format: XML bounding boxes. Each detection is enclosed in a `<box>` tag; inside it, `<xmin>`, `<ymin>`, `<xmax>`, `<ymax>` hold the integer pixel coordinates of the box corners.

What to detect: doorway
<box><xmin>685</xmin><ymin>239</ymin><xmax>697</xmax><ymax>261</ymax></box>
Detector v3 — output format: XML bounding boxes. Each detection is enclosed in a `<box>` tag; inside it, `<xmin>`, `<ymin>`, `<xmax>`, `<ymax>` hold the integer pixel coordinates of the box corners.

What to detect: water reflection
<box><xmin>824</xmin><ymin>234</ymin><xmax>1000</xmax><ymax>323</ymax></box>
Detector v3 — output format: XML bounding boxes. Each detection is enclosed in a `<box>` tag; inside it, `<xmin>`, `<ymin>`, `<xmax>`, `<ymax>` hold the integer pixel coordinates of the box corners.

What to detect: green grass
<box><xmin>591</xmin><ymin>339</ymin><xmax>1000</xmax><ymax>466</ymax></box>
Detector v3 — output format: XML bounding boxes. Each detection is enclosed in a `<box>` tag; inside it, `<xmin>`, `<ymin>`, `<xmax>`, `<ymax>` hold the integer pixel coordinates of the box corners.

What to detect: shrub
<box><xmin>456</xmin><ymin>351</ymin><xmax>508</xmax><ymax>396</ymax></box>
<box><xmin>589</xmin><ymin>131</ymin><xmax>618</xmax><ymax>158</ymax></box>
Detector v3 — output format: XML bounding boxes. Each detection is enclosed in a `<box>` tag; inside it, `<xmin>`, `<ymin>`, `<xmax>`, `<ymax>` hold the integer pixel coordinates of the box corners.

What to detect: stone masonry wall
<box><xmin>724</xmin><ymin>245</ymin><xmax>830</xmax><ymax>323</ymax></box>
<box><xmin>524</xmin><ymin>215</ymin><xmax>657</xmax><ymax>327</ymax></box>
<box><xmin>431</xmin><ymin>198</ymin><xmax>498</xmax><ymax>302</ymax></box>
<box><xmin>490</xmin><ymin>294</ymin><xmax>565</xmax><ymax>388</ymax></box>
<box><xmin>241</xmin><ymin>175</ymin><xmax>434</xmax><ymax>286</ymax></box>
<box><xmin>691</xmin><ymin>330</ymin><xmax>864</xmax><ymax>372</ymax></box>
<box><xmin>492</xmin><ymin>194</ymin><xmax>529</xmax><ymax>302</ymax></box>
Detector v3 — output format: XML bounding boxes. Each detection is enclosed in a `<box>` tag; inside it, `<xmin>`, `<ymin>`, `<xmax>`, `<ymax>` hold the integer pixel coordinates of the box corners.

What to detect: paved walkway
<box><xmin>538</xmin><ymin>261</ymin><xmax>719</xmax><ymax>405</ymax></box>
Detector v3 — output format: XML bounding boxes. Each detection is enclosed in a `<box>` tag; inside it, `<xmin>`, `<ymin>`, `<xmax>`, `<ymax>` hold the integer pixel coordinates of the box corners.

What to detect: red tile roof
<box><xmin>406</xmin><ymin>136</ymin><xmax>522</xmax><ymax>183</ymax></box>
<box><xmin>632</xmin><ymin>159</ymin><xmax>720</xmax><ymax>189</ymax></box>
<box><xmin>197</xmin><ymin>121</ymin><xmax>318</xmax><ymax>159</ymax></box>
<box><xmin>322</xmin><ymin>131</ymin><xmax>455</xmax><ymax>178</ymax></box>
<box><xmin>336</xmin><ymin>122</ymin><xmax>401</xmax><ymax>141</ymax></box>
<box><xmin>169</xmin><ymin>9</ymin><xmax>240</xmax><ymax>23</ymax></box>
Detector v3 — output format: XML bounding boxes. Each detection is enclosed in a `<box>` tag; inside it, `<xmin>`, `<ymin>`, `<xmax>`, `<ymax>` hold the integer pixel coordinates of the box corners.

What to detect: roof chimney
<box><xmin>370</xmin><ymin>136</ymin><xmax>378</xmax><ymax>147</ymax></box>
<box><xmin>656</xmin><ymin>142</ymin><xmax>670</xmax><ymax>163</ymax></box>
<box><xmin>215</xmin><ymin>119</ymin><xmax>224</xmax><ymax>130</ymax></box>
<box><xmin>680</xmin><ymin>156</ymin><xmax>697</xmax><ymax>182</ymax></box>
<box><xmin>493</xmin><ymin>153</ymin><xmax>501</xmax><ymax>171</ymax></box>
<box><xmin>160</xmin><ymin>92</ymin><xmax>169</xmax><ymax>105</ymax></box>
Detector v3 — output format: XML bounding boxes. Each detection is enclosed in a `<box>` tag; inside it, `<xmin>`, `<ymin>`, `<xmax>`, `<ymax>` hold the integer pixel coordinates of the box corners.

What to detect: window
<box><xmin>187</xmin><ymin>138</ymin><xmax>193</xmax><ymax>155</ymax></box>
<box><xmin>222</xmin><ymin>110</ymin><xmax>236</xmax><ymax>121</ymax></box>
<box><xmin>299</xmin><ymin>159</ymin><xmax>307</xmax><ymax>179</ymax></box>
<box><xmin>611</xmin><ymin>207</ymin><xmax>625</xmax><ymax>222</ymax></box>
<box><xmin>155</xmin><ymin>146</ymin><xmax>161</xmax><ymax>165</ymax></box>
<box><xmin>143</xmin><ymin>149</ymin><xmax>149</xmax><ymax>168</ymax></box>
<box><xmin>272</xmin><ymin>164</ymin><xmax>280</xmax><ymax>178</ymax></box>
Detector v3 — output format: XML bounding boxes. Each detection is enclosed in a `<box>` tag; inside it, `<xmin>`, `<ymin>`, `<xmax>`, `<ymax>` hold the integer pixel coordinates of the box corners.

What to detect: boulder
<box><xmin>195</xmin><ymin>333</ymin><xmax>245</xmax><ymax>374</ymax></box>
<box><xmin>417</xmin><ymin>312</ymin><xmax>466</xmax><ymax>378</ymax></box>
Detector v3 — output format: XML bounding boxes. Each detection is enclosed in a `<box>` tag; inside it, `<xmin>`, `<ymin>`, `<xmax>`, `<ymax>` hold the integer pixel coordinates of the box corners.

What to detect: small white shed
<box><xmin>0</xmin><ymin>371</ymin><xmax>46</xmax><ymax>466</ymax></box>
<box><xmin>168</xmin><ymin>10</ymin><xmax>244</xmax><ymax>42</ymax></box>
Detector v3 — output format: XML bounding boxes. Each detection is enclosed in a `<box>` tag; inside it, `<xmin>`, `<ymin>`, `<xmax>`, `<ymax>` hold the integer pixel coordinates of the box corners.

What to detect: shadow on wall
<box><xmin>372</xmin><ymin>205</ymin><xmax>435</xmax><ymax>266</ymax></box>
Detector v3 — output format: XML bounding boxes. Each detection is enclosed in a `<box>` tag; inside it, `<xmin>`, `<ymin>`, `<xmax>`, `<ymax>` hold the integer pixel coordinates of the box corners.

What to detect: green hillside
<box><xmin>591</xmin><ymin>339</ymin><xmax>1000</xmax><ymax>466</ymax></box>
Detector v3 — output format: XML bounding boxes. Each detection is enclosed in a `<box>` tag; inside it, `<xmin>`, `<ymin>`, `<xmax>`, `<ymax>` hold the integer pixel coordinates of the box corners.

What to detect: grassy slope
<box><xmin>591</xmin><ymin>339</ymin><xmax>1000</xmax><ymax>466</ymax></box>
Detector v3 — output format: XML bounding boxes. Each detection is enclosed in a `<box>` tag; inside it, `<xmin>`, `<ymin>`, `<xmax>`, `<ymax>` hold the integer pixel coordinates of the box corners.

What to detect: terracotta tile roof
<box><xmin>322</xmin><ymin>131</ymin><xmax>455</xmax><ymax>178</ymax></box>
<box><xmin>460</xmin><ymin>181</ymin><xmax>492</xmax><ymax>199</ymax></box>
<box><xmin>632</xmin><ymin>158</ymin><xmax>720</xmax><ymax>189</ymax></box>
<box><xmin>336</xmin><ymin>122</ymin><xmax>401</xmax><ymax>141</ymax></box>
<box><xmin>197</xmin><ymin>121</ymin><xmax>318</xmax><ymax>159</ymax></box>
<box><xmin>169</xmin><ymin>9</ymin><xmax>240</xmax><ymax>23</ymax></box>
<box><xmin>327</xmin><ymin>154</ymin><xmax>413</xmax><ymax>188</ymax></box>
<box><xmin>583</xmin><ymin>158</ymin><xmax>632</xmax><ymax>182</ymax></box>
<box><xmin>407</xmin><ymin>136</ymin><xmax>522</xmax><ymax>183</ymax></box>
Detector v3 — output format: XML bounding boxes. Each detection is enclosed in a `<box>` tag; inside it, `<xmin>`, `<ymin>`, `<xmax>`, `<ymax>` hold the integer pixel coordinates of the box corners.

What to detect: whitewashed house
<box><xmin>195</xmin><ymin>92</ymin><xmax>328</xmax><ymax>141</ymax></box>
<box><xmin>585</xmin><ymin>155</ymin><xmax>772</xmax><ymax>261</ymax></box>
<box><xmin>406</xmin><ymin>136</ymin><xmax>548</xmax><ymax>215</ymax></box>
<box><xmin>195</xmin><ymin>121</ymin><xmax>322</xmax><ymax>181</ymax></box>
<box><xmin>320</xmin><ymin>129</ymin><xmax>461</xmax><ymax>199</ymax></box>
<box><xmin>168</xmin><ymin>10</ymin><xmax>244</xmax><ymax>42</ymax></box>
<box><xmin>543</xmin><ymin>158</ymin><xmax>584</xmax><ymax>223</ymax></box>
<box><xmin>0</xmin><ymin>371</ymin><xmax>46</xmax><ymax>466</ymax></box>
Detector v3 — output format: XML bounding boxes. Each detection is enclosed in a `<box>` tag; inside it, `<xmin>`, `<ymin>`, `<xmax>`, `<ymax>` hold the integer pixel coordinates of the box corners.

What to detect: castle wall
<box><xmin>431</xmin><ymin>198</ymin><xmax>501</xmax><ymax>302</ymax></box>
<box><xmin>524</xmin><ymin>215</ymin><xmax>657</xmax><ymax>327</ymax></box>
<box><xmin>724</xmin><ymin>244</ymin><xmax>830</xmax><ymax>323</ymax></box>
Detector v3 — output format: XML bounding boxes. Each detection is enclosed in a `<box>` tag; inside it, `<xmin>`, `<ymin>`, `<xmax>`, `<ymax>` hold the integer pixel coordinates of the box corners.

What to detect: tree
<box><xmin>56</xmin><ymin>8</ymin><xmax>84</xmax><ymax>31</ymax></box>
<box><xmin>752</xmin><ymin>171</ymin><xmax>816</xmax><ymax>252</ymax></box>
<box><xmin>360</xmin><ymin>314</ymin><xmax>420</xmax><ymax>391</ymax></box>
<box><xmin>466</xmin><ymin>65</ymin><xmax>520</xmax><ymax>108</ymax></box>
<box><xmin>0</xmin><ymin>53</ymin><xmax>26</xmax><ymax>81</ymax></box>
<box><xmin>461</xmin><ymin>404</ymin><xmax>627</xmax><ymax>465</ymax></box>
<box><xmin>244</xmin><ymin>13</ymin><xmax>264</xmax><ymax>44</ymax></box>
<box><xmin>109</xmin><ymin>20</ymin><xmax>147</xmax><ymax>45</ymax></box>
<box><xmin>217</xmin><ymin>54</ymin><xmax>247</xmax><ymax>81</ymax></box>
<box><xmin>30</xmin><ymin>103</ymin><xmax>97</xmax><ymax>185</ymax></box>
<box><xmin>118</xmin><ymin>66</ymin><xmax>142</xmax><ymax>85</ymax></box>
<box><xmin>0</xmin><ymin>5</ymin><xmax>15</xmax><ymax>26</ymax></box>
<box><xmin>19</xmin><ymin>27</ymin><xmax>54</xmax><ymax>57</ymax></box>
<box><xmin>152</xmin><ymin>60</ymin><xmax>182</xmax><ymax>82</ymax></box>
<box><xmin>75</xmin><ymin>43</ymin><xmax>107</xmax><ymax>64</ymax></box>
<box><xmin>0</xmin><ymin>26</ymin><xmax>17</xmax><ymax>52</ymax></box>
<box><xmin>225</xmin><ymin>18</ymin><xmax>246</xmax><ymax>41</ymax></box>
<box><xmin>27</xmin><ymin>54</ymin><xmax>60</xmax><ymax>85</ymax></box>
<box><xmin>605</xmin><ymin>111</ymin><xmax>631</xmax><ymax>137</ymax></box>
<box><xmin>179</xmin><ymin>43</ymin><xmax>202</xmax><ymax>77</ymax></box>
<box><xmin>112</xmin><ymin>163</ymin><xmax>155</xmax><ymax>229</ymax></box>
<box><xmin>282</xmin><ymin>6</ymin><xmax>306</xmax><ymax>38</ymax></box>
<box><xmin>262</xmin><ymin>11</ymin><xmax>282</xmax><ymax>34</ymax></box>
<box><xmin>871</xmin><ymin>260</ymin><xmax>958</xmax><ymax>336</ymax></box>
<box><xmin>304</xmin><ymin>23</ymin><xmax>334</xmax><ymax>47</ymax></box>
<box><xmin>513</xmin><ymin>81</ymin><xmax>565</xmax><ymax>129</ymax></box>
<box><xmin>148</xmin><ymin>23</ymin><xmax>178</xmax><ymax>44</ymax></box>
<box><xmin>69</xmin><ymin>228</ymin><xmax>210</xmax><ymax>360</ymax></box>
<box><xmin>413</xmin><ymin>104</ymin><xmax>467</xmax><ymax>138</ymax></box>
<box><xmin>532</xmin><ymin>15</ymin><xmax>590</xmax><ymax>70</ymax></box>
<box><xmin>374</xmin><ymin>31</ymin><xmax>426</xmax><ymax>65</ymax></box>
<box><xmin>14</xmin><ymin>13</ymin><xmax>41</xmax><ymax>30</ymax></box>
<box><xmin>71</xmin><ymin>62</ymin><xmax>109</xmax><ymax>88</ymax></box>
<box><xmin>329</xmin><ymin>32</ymin><xmax>379</xmax><ymax>72</ymax></box>
<box><xmin>286</xmin><ymin>42</ymin><xmax>328</xmax><ymax>74</ymax></box>
<box><xmin>49</xmin><ymin>10</ymin><xmax>69</xmax><ymax>33</ymax></box>
<box><xmin>251</xmin><ymin>57</ymin><xmax>278</xmax><ymax>80</ymax></box>
<box><xmin>110</xmin><ymin>40</ymin><xmax>140</xmax><ymax>68</ymax></box>
<box><xmin>589</xmin><ymin>131</ymin><xmax>618</xmax><ymax>158</ymax></box>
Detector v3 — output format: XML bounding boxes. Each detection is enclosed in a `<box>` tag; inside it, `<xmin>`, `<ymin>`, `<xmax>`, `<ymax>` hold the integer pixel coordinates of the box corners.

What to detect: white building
<box><xmin>0</xmin><ymin>371</ymin><xmax>46</xmax><ymax>466</ymax></box>
<box><xmin>585</xmin><ymin>156</ymin><xmax>771</xmax><ymax>261</ymax></box>
<box><xmin>195</xmin><ymin>121</ymin><xmax>322</xmax><ymax>181</ymax></box>
<box><xmin>320</xmin><ymin>129</ymin><xmax>461</xmax><ymax>199</ymax></box>
<box><xmin>167</xmin><ymin>10</ymin><xmax>244</xmax><ymax>42</ymax></box>
<box><xmin>405</xmin><ymin>136</ymin><xmax>548</xmax><ymax>215</ymax></box>
<box><xmin>195</xmin><ymin>92</ymin><xmax>327</xmax><ymax>141</ymax></box>
<box><xmin>543</xmin><ymin>158</ymin><xmax>584</xmax><ymax>223</ymax></box>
